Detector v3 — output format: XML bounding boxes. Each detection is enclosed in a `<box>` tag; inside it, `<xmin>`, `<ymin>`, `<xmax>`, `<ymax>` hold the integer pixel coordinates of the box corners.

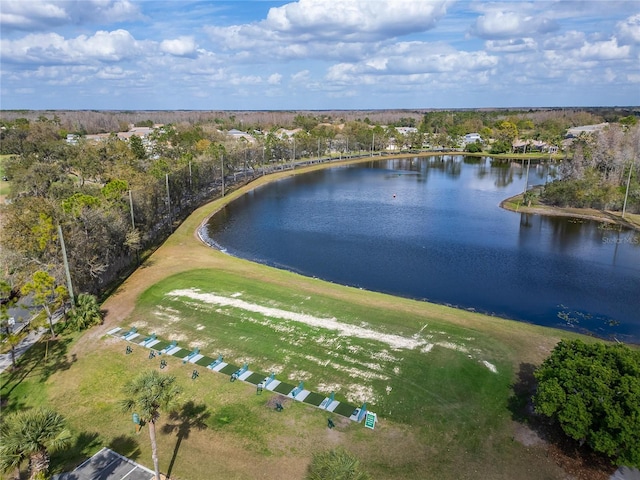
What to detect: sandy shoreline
<box><xmin>500</xmin><ymin>194</ymin><xmax>640</xmax><ymax>232</ymax></box>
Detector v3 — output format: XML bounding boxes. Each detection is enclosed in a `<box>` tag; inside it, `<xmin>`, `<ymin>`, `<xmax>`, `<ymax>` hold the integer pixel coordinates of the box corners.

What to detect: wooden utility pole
<box><xmin>57</xmin><ymin>224</ymin><xmax>75</xmax><ymax>307</ymax></box>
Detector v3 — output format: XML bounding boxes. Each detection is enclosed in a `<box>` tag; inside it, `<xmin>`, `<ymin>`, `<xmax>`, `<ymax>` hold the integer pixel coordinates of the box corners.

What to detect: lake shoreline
<box><xmin>500</xmin><ymin>193</ymin><xmax>640</xmax><ymax>232</ymax></box>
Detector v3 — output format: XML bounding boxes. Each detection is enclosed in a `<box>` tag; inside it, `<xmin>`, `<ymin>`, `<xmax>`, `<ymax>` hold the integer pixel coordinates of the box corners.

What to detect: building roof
<box><xmin>53</xmin><ymin>447</ymin><xmax>155</xmax><ymax>480</ymax></box>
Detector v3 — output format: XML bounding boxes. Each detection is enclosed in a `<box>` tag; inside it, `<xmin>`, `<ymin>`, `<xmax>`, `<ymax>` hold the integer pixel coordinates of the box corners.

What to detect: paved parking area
<box><xmin>53</xmin><ymin>447</ymin><xmax>155</xmax><ymax>480</ymax></box>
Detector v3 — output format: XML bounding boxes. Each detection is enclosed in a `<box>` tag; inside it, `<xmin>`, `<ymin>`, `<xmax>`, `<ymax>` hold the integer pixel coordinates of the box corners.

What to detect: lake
<box><xmin>202</xmin><ymin>156</ymin><xmax>640</xmax><ymax>343</ymax></box>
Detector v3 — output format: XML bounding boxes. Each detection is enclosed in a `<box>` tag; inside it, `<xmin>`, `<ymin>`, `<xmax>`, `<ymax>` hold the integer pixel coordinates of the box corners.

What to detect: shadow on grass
<box><xmin>508</xmin><ymin>362</ymin><xmax>616</xmax><ymax>478</ymax></box>
<box><xmin>51</xmin><ymin>431</ymin><xmax>102</xmax><ymax>476</ymax></box>
<box><xmin>1</xmin><ymin>335</ymin><xmax>75</xmax><ymax>411</ymax></box>
<box><xmin>109</xmin><ymin>434</ymin><xmax>142</xmax><ymax>461</ymax></box>
<box><xmin>162</xmin><ymin>400</ymin><xmax>210</xmax><ymax>479</ymax></box>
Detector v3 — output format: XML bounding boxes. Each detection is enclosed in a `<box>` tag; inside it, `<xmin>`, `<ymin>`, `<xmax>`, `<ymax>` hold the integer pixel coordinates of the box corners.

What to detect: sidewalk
<box><xmin>0</xmin><ymin>327</ymin><xmax>48</xmax><ymax>374</ymax></box>
<box><xmin>0</xmin><ymin>310</ymin><xmax>64</xmax><ymax>374</ymax></box>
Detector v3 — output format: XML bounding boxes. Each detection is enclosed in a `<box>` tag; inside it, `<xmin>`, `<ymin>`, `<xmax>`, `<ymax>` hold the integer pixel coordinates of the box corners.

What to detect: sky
<box><xmin>1</xmin><ymin>0</ymin><xmax>639</xmax><ymax>110</ymax></box>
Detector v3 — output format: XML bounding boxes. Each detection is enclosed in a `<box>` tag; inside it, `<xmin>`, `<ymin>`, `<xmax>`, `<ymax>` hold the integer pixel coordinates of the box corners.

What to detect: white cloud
<box><xmin>472</xmin><ymin>9</ymin><xmax>558</xmax><ymax>39</ymax></box>
<box><xmin>0</xmin><ymin>1</ymin><xmax>68</xmax><ymax>30</ymax></box>
<box><xmin>0</xmin><ymin>0</ymin><xmax>142</xmax><ymax>31</ymax></box>
<box><xmin>291</xmin><ymin>70</ymin><xmax>311</xmax><ymax>83</ymax></box>
<box><xmin>616</xmin><ymin>14</ymin><xmax>640</xmax><ymax>44</ymax></box>
<box><xmin>1</xmin><ymin>29</ymin><xmax>145</xmax><ymax>64</ymax></box>
<box><xmin>264</xmin><ymin>0</ymin><xmax>447</xmax><ymax>40</ymax></box>
<box><xmin>267</xmin><ymin>73</ymin><xmax>282</xmax><ymax>85</ymax></box>
<box><xmin>578</xmin><ymin>38</ymin><xmax>630</xmax><ymax>60</ymax></box>
<box><xmin>205</xmin><ymin>0</ymin><xmax>448</xmax><ymax>60</ymax></box>
<box><xmin>485</xmin><ymin>38</ymin><xmax>537</xmax><ymax>53</ymax></box>
<box><xmin>160</xmin><ymin>36</ymin><xmax>197</xmax><ymax>57</ymax></box>
<box><xmin>326</xmin><ymin>42</ymin><xmax>498</xmax><ymax>81</ymax></box>
<box><xmin>543</xmin><ymin>31</ymin><xmax>586</xmax><ymax>50</ymax></box>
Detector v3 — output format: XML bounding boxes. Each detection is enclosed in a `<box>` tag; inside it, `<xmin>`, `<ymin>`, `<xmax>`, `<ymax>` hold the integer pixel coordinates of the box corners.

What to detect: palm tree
<box><xmin>0</xmin><ymin>408</ymin><xmax>72</xmax><ymax>480</ymax></box>
<box><xmin>66</xmin><ymin>293</ymin><xmax>102</xmax><ymax>331</ymax></box>
<box><xmin>121</xmin><ymin>370</ymin><xmax>182</xmax><ymax>480</ymax></box>
<box><xmin>306</xmin><ymin>447</ymin><xmax>371</xmax><ymax>480</ymax></box>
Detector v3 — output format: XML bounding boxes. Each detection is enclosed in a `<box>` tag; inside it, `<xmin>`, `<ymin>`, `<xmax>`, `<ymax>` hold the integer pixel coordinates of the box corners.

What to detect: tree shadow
<box><xmin>161</xmin><ymin>400</ymin><xmax>210</xmax><ymax>479</ymax></box>
<box><xmin>1</xmin><ymin>335</ymin><xmax>75</xmax><ymax>411</ymax></box>
<box><xmin>507</xmin><ymin>362</ymin><xmax>537</xmax><ymax>422</ymax></box>
<box><xmin>508</xmin><ymin>362</ymin><xmax>616</xmax><ymax>478</ymax></box>
<box><xmin>51</xmin><ymin>431</ymin><xmax>101</xmax><ymax>477</ymax></box>
<box><xmin>109</xmin><ymin>434</ymin><xmax>141</xmax><ymax>461</ymax></box>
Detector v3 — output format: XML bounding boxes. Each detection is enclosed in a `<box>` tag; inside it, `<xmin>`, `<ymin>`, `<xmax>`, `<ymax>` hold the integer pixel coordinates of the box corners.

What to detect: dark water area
<box><xmin>203</xmin><ymin>156</ymin><xmax>640</xmax><ymax>343</ymax></box>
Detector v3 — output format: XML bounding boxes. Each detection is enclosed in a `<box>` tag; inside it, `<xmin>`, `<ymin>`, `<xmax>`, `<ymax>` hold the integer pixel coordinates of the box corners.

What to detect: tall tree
<box><xmin>21</xmin><ymin>271</ymin><xmax>68</xmax><ymax>337</ymax></box>
<box><xmin>121</xmin><ymin>370</ymin><xmax>182</xmax><ymax>480</ymax></box>
<box><xmin>0</xmin><ymin>408</ymin><xmax>72</xmax><ymax>480</ymax></box>
<box><xmin>533</xmin><ymin>339</ymin><xmax>640</xmax><ymax>468</ymax></box>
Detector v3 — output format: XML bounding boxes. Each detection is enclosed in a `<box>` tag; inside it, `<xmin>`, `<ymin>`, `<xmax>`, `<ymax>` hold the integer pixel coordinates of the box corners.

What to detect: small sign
<box><xmin>364</xmin><ymin>412</ymin><xmax>377</xmax><ymax>430</ymax></box>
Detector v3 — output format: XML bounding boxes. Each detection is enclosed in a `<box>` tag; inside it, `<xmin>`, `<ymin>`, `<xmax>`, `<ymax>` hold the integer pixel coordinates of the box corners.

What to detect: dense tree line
<box><xmin>541</xmin><ymin>123</ymin><xmax>640</xmax><ymax>213</ymax></box>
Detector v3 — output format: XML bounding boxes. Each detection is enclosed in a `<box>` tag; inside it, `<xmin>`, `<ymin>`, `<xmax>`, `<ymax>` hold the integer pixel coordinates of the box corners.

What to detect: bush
<box><xmin>533</xmin><ymin>340</ymin><xmax>640</xmax><ymax>468</ymax></box>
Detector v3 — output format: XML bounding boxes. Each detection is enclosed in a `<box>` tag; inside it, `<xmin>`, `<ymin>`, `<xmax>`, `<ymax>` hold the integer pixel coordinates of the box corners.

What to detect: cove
<box><xmin>203</xmin><ymin>156</ymin><xmax>640</xmax><ymax>343</ymax></box>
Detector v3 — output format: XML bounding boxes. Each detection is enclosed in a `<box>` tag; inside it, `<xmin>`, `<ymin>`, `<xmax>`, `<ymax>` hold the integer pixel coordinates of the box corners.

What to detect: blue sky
<box><xmin>1</xmin><ymin>0</ymin><xmax>639</xmax><ymax>110</ymax></box>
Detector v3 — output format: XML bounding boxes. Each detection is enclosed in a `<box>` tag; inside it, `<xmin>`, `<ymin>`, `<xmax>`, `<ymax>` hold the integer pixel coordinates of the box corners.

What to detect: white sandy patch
<box><xmin>196</xmin><ymin>324</ymin><xmax>205</xmax><ymax>330</ymax></box>
<box><xmin>346</xmin><ymin>384</ymin><xmax>375</xmax><ymax>404</ymax></box>
<box><xmin>231</xmin><ymin>292</ymin><xmax>243</xmax><ymax>297</ymax></box>
<box><xmin>370</xmin><ymin>350</ymin><xmax>398</xmax><ymax>362</ymax></box>
<box><xmin>337</xmin><ymin>365</ymin><xmax>389</xmax><ymax>381</ymax></box>
<box><xmin>190</xmin><ymin>340</ymin><xmax>208</xmax><ymax>349</ymax></box>
<box><xmin>288</xmin><ymin>370</ymin><xmax>312</xmax><ymax>381</ymax></box>
<box><xmin>386</xmin><ymin>385</ymin><xmax>393</xmax><ymax>395</ymax></box>
<box><xmin>168</xmin><ymin>288</ymin><xmax>432</xmax><ymax>351</ymax></box>
<box><xmin>304</xmin><ymin>354</ymin><xmax>331</xmax><ymax>367</ymax></box>
<box><xmin>482</xmin><ymin>360</ymin><xmax>498</xmax><ymax>373</ymax></box>
<box><xmin>169</xmin><ymin>333</ymin><xmax>188</xmax><ymax>342</ymax></box>
<box><xmin>317</xmin><ymin>383</ymin><xmax>342</xmax><ymax>394</ymax></box>
<box><xmin>393</xmin><ymin>366</ymin><xmax>401</xmax><ymax>375</ymax></box>
<box><xmin>435</xmin><ymin>341</ymin><xmax>469</xmax><ymax>353</ymax></box>
<box><xmin>153</xmin><ymin>309</ymin><xmax>181</xmax><ymax>323</ymax></box>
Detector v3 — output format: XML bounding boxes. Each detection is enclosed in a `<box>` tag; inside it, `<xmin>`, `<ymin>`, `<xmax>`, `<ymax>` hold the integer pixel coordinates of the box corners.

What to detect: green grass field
<box><xmin>0</xmin><ymin>157</ymin><xmax>604</xmax><ymax>480</ymax></box>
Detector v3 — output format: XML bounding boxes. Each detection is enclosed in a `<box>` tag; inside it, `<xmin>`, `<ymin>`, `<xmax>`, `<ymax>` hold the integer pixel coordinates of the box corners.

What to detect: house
<box><xmin>227</xmin><ymin>129</ymin><xmax>256</xmax><ymax>143</ymax></box>
<box><xmin>463</xmin><ymin>133</ymin><xmax>482</xmax><ymax>145</ymax></box>
<box><xmin>565</xmin><ymin>123</ymin><xmax>609</xmax><ymax>138</ymax></box>
<box><xmin>395</xmin><ymin>127</ymin><xmax>418</xmax><ymax>136</ymax></box>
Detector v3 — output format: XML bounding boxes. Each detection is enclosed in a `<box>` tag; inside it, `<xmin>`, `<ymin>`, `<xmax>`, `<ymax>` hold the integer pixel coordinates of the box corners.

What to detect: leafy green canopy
<box><xmin>533</xmin><ymin>340</ymin><xmax>640</xmax><ymax>467</ymax></box>
<box><xmin>0</xmin><ymin>408</ymin><xmax>71</xmax><ymax>480</ymax></box>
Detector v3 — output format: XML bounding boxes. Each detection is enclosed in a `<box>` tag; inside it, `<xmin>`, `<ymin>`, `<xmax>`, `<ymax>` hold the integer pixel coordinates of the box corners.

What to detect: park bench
<box><xmin>160</xmin><ymin>359</ymin><xmax>167</xmax><ymax>369</ymax></box>
<box><xmin>275</xmin><ymin>402</ymin><xmax>284</xmax><ymax>412</ymax></box>
<box><xmin>327</xmin><ymin>418</ymin><xmax>335</xmax><ymax>429</ymax></box>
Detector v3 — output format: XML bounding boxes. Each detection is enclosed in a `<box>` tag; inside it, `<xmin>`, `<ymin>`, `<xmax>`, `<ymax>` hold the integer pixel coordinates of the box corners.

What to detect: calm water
<box><xmin>203</xmin><ymin>156</ymin><xmax>640</xmax><ymax>343</ymax></box>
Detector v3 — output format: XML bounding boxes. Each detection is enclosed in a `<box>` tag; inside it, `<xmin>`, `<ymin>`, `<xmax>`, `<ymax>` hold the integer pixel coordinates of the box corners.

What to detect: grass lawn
<box><xmin>0</xmin><ymin>157</ymin><xmax>613</xmax><ymax>480</ymax></box>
